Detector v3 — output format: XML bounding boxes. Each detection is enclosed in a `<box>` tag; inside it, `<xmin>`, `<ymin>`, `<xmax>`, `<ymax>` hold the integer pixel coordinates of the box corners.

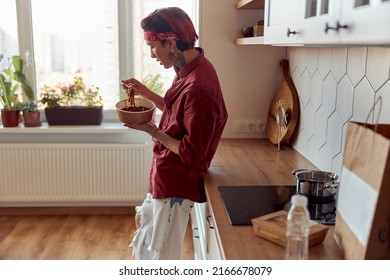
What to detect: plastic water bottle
<box><xmin>285</xmin><ymin>194</ymin><xmax>310</xmax><ymax>260</ymax></box>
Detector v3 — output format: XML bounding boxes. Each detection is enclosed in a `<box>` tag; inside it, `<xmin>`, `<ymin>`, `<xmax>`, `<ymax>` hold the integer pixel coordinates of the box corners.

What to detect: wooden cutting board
<box><xmin>251</xmin><ymin>210</ymin><xmax>329</xmax><ymax>248</ymax></box>
<box><xmin>267</xmin><ymin>60</ymin><xmax>300</xmax><ymax>145</ymax></box>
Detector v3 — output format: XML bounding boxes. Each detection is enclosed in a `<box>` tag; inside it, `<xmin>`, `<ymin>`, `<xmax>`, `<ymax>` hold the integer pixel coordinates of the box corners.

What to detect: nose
<box><xmin>150</xmin><ymin>48</ymin><xmax>156</xmax><ymax>59</ymax></box>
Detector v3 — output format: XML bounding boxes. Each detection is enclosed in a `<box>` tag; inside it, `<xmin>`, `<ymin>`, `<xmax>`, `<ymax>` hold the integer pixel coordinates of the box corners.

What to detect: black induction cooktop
<box><xmin>218</xmin><ymin>185</ymin><xmax>296</xmax><ymax>225</ymax></box>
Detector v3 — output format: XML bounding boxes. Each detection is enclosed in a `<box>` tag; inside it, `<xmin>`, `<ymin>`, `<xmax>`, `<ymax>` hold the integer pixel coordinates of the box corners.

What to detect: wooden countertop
<box><xmin>204</xmin><ymin>139</ymin><xmax>343</xmax><ymax>260</ymax></box>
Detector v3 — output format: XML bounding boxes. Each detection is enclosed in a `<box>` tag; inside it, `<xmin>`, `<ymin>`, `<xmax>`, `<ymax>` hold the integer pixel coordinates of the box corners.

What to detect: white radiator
<box><xmin>0</xmin><ymin>143</ymin><xmax>149</xmax><ymax>206</ymax></box>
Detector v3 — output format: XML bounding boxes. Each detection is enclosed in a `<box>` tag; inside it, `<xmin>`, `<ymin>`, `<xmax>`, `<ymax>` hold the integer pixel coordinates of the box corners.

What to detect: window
<box><xmin>0</xmin><ymin>0</ymin><xmax>19</xmax><ymax>69</ymax></box>
<box><xmin>2</xmin><ymin>0</ymin><xmax>198</xmax><ymax>118</ymax></box>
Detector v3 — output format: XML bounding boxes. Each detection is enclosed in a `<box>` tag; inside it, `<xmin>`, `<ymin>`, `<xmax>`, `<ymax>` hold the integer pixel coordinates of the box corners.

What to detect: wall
<box><xmin>287</xmin><ymin>46</ymin><xmax>390</xmax><ymax>177</ymax></box>
<box><xmin>199</xmin><ymin>0</ymin><xmax>286</xmax><ymax>138</ymax></box>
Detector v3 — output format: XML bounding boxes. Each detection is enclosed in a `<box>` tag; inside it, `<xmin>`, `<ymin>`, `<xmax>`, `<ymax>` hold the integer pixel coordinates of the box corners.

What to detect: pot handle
<box><xmin>292</xmin><ymin>168</ymin><xmax>309</xmax><ymax>176</ymax></box>
<box><xmin>323</xmin><ymin>182</ymin><xmax>340</xmax><ymax>190</ymax></box>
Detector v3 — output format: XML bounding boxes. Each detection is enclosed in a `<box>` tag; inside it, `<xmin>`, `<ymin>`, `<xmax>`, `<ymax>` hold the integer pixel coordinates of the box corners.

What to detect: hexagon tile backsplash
<box><xmin>287</xmin><ymin>46</ymin><xmax>390</xmax><ymax>177</ymax></box>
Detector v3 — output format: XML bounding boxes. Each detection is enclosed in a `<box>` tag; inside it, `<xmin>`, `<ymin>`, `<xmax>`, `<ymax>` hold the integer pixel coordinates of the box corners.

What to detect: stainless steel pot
<box><xmin>292</xmin><ymin>169</ymin><xmax>339</xmax><ymax>200</ymax></box>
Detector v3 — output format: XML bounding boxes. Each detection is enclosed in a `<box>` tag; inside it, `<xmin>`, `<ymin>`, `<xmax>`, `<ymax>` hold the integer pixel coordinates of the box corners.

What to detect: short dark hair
<box><xmin>141</xmin><ymin>7</ymin><xmax>198</xmax><ymax>51</ymax></box>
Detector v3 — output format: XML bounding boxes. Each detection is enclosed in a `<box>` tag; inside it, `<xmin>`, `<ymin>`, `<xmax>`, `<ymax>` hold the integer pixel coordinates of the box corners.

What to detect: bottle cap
<box><xmin>291</xmin><ymin>194</ymin><xmax>308</xmax><ymax>207</ymax></box>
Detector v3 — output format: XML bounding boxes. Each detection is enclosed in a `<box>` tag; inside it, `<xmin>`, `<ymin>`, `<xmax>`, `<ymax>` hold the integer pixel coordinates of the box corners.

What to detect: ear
<box><xmin>167</xmin><ymin>38</ymin><xmax>177</xmax><ymax>49</ymax></box>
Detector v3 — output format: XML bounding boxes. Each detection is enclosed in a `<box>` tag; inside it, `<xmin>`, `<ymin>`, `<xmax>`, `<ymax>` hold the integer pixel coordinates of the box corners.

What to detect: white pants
<box><xmin>130</xmin><ymin>193</ymin><xmax>194</xmax><ymax>260</ymax></box>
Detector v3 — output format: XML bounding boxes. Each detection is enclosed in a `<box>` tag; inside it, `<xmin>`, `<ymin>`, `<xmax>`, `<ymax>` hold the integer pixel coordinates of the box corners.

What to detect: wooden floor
<box><xmin>0</xmin><ymin>208</ymin><xmax>194</xmax><ymax>260</ymax></box>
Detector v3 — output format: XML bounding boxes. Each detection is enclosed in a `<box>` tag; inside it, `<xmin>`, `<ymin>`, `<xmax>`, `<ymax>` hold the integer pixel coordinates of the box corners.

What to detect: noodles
<box><xmin>122</xmin><ymin>82</ymin><xmax>151</xmax><ymax>112</ymax></box>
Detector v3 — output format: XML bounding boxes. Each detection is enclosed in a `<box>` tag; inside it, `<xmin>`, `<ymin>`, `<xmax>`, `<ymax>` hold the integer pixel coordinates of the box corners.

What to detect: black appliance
<box><xmin>218</xmin><ymin>185</ymin><xmax>296</xmax><ymax>225</ymax></box>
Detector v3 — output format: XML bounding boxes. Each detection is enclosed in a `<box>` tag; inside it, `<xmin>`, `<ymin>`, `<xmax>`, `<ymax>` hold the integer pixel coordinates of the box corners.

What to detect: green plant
<box><xmin>0</xmin><ymin>55</ymin><xmax>34</xmax><ymax>110</ymax></box>
<box><xmin>40</xmin><ymin>75</ymin><xmax>103</xmax><ymax>109</ymax></box>
<box><xmin>22</xmin><ymin>99</ymin><xmax>39</xmax><ymax>112</ymax></box>
<box><xmin>143</xmin><ymin>74</ymin><xmax>164</xmax><ymax>96</ymax></box>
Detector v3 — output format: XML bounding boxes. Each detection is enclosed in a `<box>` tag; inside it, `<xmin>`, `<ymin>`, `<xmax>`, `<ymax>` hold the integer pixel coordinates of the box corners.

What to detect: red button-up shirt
<box><xmin>149</xmin><ymin>48</ymin><xmax>228</xmax><ymax>203</ymax></box>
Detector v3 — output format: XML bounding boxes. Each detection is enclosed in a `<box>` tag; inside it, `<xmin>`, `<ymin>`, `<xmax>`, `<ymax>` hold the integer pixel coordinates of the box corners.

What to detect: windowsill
<box><xmin>0</xmin><ymin>122</ymin><xmax>129</xmax><ymax>134</ymax></box>
<box><xmin>0</xmin><ymin>109</ymin><xmax>162</xmax><ymax>134</ymax></box>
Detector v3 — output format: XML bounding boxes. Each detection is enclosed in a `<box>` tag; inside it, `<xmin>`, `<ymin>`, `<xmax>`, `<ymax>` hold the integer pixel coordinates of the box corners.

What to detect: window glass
<box><xmin>0</xmin><ymin>0</ymin><xmax>19</xmax><ymax>70</ymax></box>
<box><xmin>31</xmin><ymin>0</ymin><xmax>120</xmax><ymax>109</ymax></box>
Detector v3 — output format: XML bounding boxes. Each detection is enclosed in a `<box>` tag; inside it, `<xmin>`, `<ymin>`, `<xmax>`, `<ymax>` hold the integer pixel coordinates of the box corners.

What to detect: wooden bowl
<box><xmin>115</xmin><ymin>98</ymin><xmax>156</xmax><ymax>124</ymax></box>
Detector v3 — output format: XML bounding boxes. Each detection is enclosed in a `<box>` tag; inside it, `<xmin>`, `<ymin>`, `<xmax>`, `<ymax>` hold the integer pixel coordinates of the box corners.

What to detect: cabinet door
<box><xmin>297</xmin><ymin>0</ymin><xmax>341</xmax><ymax>44</ymax></box>
<box><xmin>339</xmin><ymin>0</ymin><xmax>390</xmax><ymax>44</ymax></box>
<box><xmin>205</xmin><ymin>205</ymin><xmax>224</xmax><ymax>260</ymax></box>
<box><xmin>191</xmin><ymin>203</ymin><xmax>207</xmax><ymax>260</ymax></box>
<box><xmin>264</xmin><ymin>0</ymin><xmax>301</xmax><ymax>44</ymax></box>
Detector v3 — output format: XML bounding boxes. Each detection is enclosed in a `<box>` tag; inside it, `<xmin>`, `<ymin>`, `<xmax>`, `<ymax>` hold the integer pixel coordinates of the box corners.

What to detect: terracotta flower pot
<box><xmin>1</xmin><ymin>109</ymin><xmax>21</xmax><ymax>127</ymax></box>
<box><xmin>23</xmin><ymin>111</ymin><xmax>41</xmax><ymax>127</ymax></box>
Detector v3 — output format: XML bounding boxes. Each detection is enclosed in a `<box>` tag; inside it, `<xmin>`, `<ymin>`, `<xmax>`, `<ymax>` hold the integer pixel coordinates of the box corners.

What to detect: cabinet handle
<box><xmin>207</xmin><ymin>215</ymin><xmax>214</xmax><ymax>229</ymax></box>
<box><xmin>287</xmin><ymin>28</ymin><xmax>299</xmax><ymax>37</ymax></box>
<box><xmin>192</xmin><ymin>227</ymin><xmax>199</xmax><ymax>239</ymax></box>
<box><xmin>325</xmin><ymin>21</ymin><xmax>349</xmax><ymax>33</ymax></box>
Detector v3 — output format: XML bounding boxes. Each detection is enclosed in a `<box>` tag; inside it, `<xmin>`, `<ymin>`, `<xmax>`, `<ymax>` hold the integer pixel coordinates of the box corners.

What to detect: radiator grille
<box><xmin>0</xmin><ymin>143</ymin><xmax>149</xmax><ymax>206</ymax></box>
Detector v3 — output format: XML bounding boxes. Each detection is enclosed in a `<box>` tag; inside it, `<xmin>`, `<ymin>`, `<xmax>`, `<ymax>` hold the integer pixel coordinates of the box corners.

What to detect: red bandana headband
<box><xmin>144</xmin><ymin>31</ymin><xmax>179</xmax><ymax>41</ymax></box>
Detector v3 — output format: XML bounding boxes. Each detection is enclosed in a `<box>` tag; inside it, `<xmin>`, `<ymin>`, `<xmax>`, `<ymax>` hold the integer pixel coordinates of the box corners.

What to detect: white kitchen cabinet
<box><xmin>205</xmin><ymin>206</ymin><xmax>224</xmax><ymax>260</ymax></box>
<box><xmin>339</xmin><ymin>0</ymin><xmax>390</xmax><ymax>44</ymax></box>
<box><xmin>296</xmin><ymin>0</ymin><xmax>341</xmax><ymax>44</ymax></box>
<box><xmin>190</xmin><ymin>203</ymin><xmax>207</xmax><ymax>260</ymax></box>
<box><xmin>263</xmin><ymin>0</ymin><xmax>301</xmax><ymax>45</ymax></box>
<box><xmin>264</xmin><ymin>0</ymin><xmax>390</xmax><ymax>45</ymax></box>
<box><xmin>191</xmin><ymin>202</ymin><xmax>224</xmax><ymax>259</ymax></box>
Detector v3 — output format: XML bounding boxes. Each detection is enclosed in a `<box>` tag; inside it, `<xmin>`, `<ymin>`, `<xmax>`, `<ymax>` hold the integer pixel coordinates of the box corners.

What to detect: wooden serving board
<box><xmin>251</xmin><ymin>210</ymin><xmax>329</xmax><ymax>248</ymax></box>
<box><xmin>267</xmin><ymin>60</ymin><xmax>300</xmax><ymax>145</ymax></box>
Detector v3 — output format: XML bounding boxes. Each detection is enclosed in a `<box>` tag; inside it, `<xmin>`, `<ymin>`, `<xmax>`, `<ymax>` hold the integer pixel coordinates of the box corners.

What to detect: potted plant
<box><xmin>0</xmin><ymin>55</ymin><xmax>34</xmax><ymax>127</ymax></box>
<box><xmin>40</xmin><ymin>75</ymin><xmax>103</xmax><ymax>125</ymax></box>
<box><xmin>21</xmin><ymin>99</ymin><xmax>41</xmax><ymax>127</ymax></box>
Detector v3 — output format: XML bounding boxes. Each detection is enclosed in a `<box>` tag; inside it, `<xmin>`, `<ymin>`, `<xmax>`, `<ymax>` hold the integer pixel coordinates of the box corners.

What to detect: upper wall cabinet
<box><xmin>264</xmin><ymin>0</ymin><xmax>390</xmax><ymax>45</ymax></box>
<box><xmin>263</xmin><ymin>0</ymin><xmax>301</xmax><ymax>45</ymax></box>
<box><xmin>340</xmin><ymin>0</ymin><xmax>390</xmax><ymax>44</ymax></box>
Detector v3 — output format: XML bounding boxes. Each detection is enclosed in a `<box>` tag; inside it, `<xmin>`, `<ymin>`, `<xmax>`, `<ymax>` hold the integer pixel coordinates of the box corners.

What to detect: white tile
<box><xmin>291</xmin><ymin>129</ymin><xmax>306</xmax><ymax>153</ymax></box>
<box><xmin>318</xmin><ymin>48</ymin><xmax>332</xmax><ymax>79</ymax></box>
<box><xmin>322</xmin><ymin>73</ymin><xmax>337</xmax><ymax>118</ymax></box>
<box><xmin>374</xmin><ymin>81</ymin><xmax>390</xmax><ymax>124</ymax></box>
<box><xmin>291</xmin><ymin>66</ymin><xmax>302</xmax><ymax>100</ymax></box>
<box><xmin>353</xmin><ymin>77</ymin><xmax>375</xmax><ymax>123</ymax></box>
<box><xmin>300</xmin><ymin>69</ymin><xmax>311</xmax><ymax>107</ymax></box>
<box><xmin>336</xmin><ymin>75</ymin><xmax>354</xmax><ymax>124</ymax></box>
<box><xmin>301</xmin><ymin>101</ymin><xmax>315</xmax><ymax>141</ymax></box>
<box><xmin>341</xmin><ymin>122</ymin><xmax>350</xmax><ymax>157</ymax></box>
<box><xmin>314</xmin><ymin>107</ymin><xmax>327</xmax><ymax>148</ymax></box>
<box><xmin>332</xmin><ymin>153</ymin><xmax>343</xmax><ymax>180</ymax></box>
<box><xmin>305</xmin><ymin>136</ymin><xmax>319</xmax><ymax>166</ymax></box>
<box><xmin>310</xmin><ymin>70</ymin><xmax>323</xmax><ymax>111</ymax></box>
<box><xmin>297</xmin><ymin>48</ymin><xmax>308</xmax><ymax>76</ymax></box>
<box><xmin>327</xmin><ymin>112</ymin><xmax>343</xmax><ymax>157</ymax></box>
<box><xmin>366</xmin><ymin>47</ymin><xmax>390</xmax><ymax>91</ymax></box>
<box><xmin>307</xmin><ymin>48</ymin><xmax>319</xmax><ymax>77</ymax></box>
<box><xmin>331</xmin><ymin>47</ymin><xmax>348</xmax><ymax>82</ymax></box>
<box><xmin>318</xmin><ymin>144</ymin><xmax>332</xmax><ymax>172</ymax></box>
<box><xmin>287</xmin><ymin>47</ymin><xmax>300</xmax><ymax>74</ymax></box>
<box><xmin>293</xmin><ymin>134</ymin><xmax>319</xmax><ymax>165</ymax></box>
<box><xmin>347</xmin><ymin>47</ymin><xmax>367</xmax><ymax>87</ymax></box>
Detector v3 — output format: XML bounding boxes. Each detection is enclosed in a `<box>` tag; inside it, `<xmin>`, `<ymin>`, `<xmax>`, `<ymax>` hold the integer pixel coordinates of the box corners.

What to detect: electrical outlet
<box><xmin>255</xmin><ymin>120</ymin><xmax>266</xmax><ymax>132</ymax></box>
<box><xmin>234</xmin><ymin>120</ymin><xmax>246</xmax><ymax>132</ymax></box>
<box><xmin>234</xmin><ymin>119</ymin><xmax>265</xmax><ymax>133</ymax></box>
<box><xmin>245</xmin><ymin>120</ymin><xmax>256</xmax><ymax>132</ymax></box>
